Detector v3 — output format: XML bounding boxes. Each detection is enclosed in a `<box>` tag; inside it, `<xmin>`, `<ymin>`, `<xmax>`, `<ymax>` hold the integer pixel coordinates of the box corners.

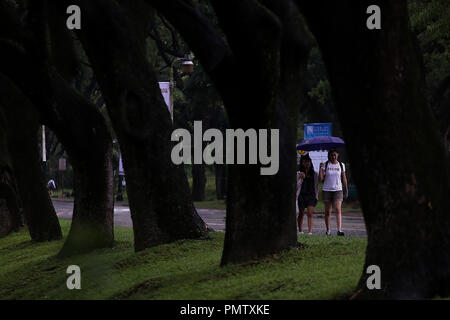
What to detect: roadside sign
<box><xmin>119</xmin><ymin>154</ymin><xmax>125</xmax><ymax>176</ymax></box>
<box><xmin>304</xmin><ymin>123</ymin><xmax>332</xmax><ymax>139</ymax></box>
<box><xmin>303</xmin><ymin>123</ymin><xmax>332</xmax><ymax>172</ymax></box>
<box><xmin>158</xmin><ymin>82</ymin><xmax>170</xmax><ymax>112</ymax></box>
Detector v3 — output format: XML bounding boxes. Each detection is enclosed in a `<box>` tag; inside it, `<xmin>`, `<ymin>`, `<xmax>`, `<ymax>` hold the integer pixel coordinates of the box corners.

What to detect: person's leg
<box><xmin>333</xmin><ymin>191</ymin><xmax>345</xmax><ymax>236</ymax></box>
<box><xmin>323</xmin><ymin>191</ymin><xmax>332</xmax><ymax>234</ymax></box>
<box><xmin>324</xmin><ymin>201</ymin><xmax>332</xmax><ymax>234</ymax></box>
<box><xmin>298</xmin><ymin>208</ymin><xmax>305</xmax><ymax>233</ymax></box>
<box><xmin>334</xmin><ymin>200</ymin><xmax>342</xmax><ymax>231</ymax></box>
<box><xmin>306</xmin><ymin>205</ymin><xmax>314</xmax><ymax>234</ymax></box>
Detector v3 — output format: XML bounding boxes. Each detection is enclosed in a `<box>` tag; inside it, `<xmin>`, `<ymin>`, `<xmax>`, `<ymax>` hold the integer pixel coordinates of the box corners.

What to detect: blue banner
<box><xmin>304</xmin><ymin>123</ymin><xmax>332</xmax><ymax>139</ymax></box>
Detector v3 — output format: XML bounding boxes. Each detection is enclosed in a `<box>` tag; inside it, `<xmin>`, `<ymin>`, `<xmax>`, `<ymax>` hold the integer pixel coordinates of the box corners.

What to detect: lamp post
<box><xmin>42</xmin><ymin>125</ymin><xmax>47</xmax><ymax>179</ymax></box>
<box><xmin>169</xmin><ymin>53</ymin><xmax>194</xmax><ymax>122</ymax></box>
<box><xmin>42</xmin><ymin>125</ymin><xmax>46</xmax><ymax>162</ymax></box>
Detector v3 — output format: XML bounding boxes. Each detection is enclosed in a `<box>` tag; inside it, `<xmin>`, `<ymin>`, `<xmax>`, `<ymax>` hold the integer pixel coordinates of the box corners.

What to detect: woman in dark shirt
<box><xmin>297</xmin><ymin>154</ymin><xmax>319</xmax><ymax>235</ymax></box>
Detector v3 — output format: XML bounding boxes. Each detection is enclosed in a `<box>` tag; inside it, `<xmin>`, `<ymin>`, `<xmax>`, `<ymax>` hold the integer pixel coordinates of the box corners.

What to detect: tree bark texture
<box><xmin>191</xmin><ymin>163</ymin><xmax>206</xmax><ymax>201</ymax></box>
<box><xmin>51</xmin><ymin>76</ymin><xmax>115</xmax><ymax>257</ymax></box>
<box><xmin>215</xmin><ymin>164</ymin><xmax>226</xmax><ymax>200</ymax></box>
<box><xmin>0</xmin><ymin>143</ymin><xmax>23</xmax><ymax>237</ymax></box>
<box><xmin>432</xmin><ymin>76</ymin><xmax>450</xmax><ymax>150</ymax></box>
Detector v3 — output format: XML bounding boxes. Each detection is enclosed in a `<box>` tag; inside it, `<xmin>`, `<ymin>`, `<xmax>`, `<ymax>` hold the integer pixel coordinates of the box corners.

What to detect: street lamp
<box><xmin>169</xmin><ymin>53</ymin><xmax>194</xmax><ymax>122</ymax></box>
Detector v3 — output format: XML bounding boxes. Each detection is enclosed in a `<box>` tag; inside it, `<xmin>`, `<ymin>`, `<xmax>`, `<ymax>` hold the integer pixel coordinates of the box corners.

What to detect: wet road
<box><xmin>53</xmin><ymin>200</ymin><xmax>366</xmax><ymax>237</ymax></box>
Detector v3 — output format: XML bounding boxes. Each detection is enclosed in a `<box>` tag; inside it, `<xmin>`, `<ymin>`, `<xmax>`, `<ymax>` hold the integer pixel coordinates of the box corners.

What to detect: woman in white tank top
<box><xmin>319</xmin><ymin>149</ymin><xmax>348</xmax><ymax>236</ymax></box>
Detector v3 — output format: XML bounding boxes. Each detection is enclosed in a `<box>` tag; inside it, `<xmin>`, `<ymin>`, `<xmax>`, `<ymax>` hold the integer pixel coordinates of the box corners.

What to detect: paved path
<box><xmin>53</xmin><ymin>200</ymin><xmax>366</xmax><ymax>237</ymax></box>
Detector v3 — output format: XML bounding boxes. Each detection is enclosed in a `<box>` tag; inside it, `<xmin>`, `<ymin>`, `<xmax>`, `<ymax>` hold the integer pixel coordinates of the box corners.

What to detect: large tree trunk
<box><xmin>0</xmin><ymin>115</ymin><xmax>22</xmax><ymax>237</ymax></box>
<box><xmin>60</xmin><ymin>0</ymin><xmax>208</xmax><ymax>251</ymax></box>
<box><xmin>52</xmin><ymin>77</ymin><xmax>115</xmax><ymax>257</ymax></box>
<box><xmin>215</xmin><ymin>164</ymin><xmax>226</xmax><ymax>200</ymax></box>
<box><xmin>0</xmin><ymin>74</ymin><xmax>62</xmax><ymax>241</ymax></box>
<box><xmin>296</xmin><ymin>0</ymin><xmax>450</xmax><ymax>298</ymax></box>
<box><xmin>0</xmin><ymin>164</ymin><xmax>22</xmax><ymax>237</ymax></box>
<box><xmin>0</xmin><ymin>198</ymin><xmax>16</xmax><ymax>238</ymax></box>
<box><xmin>191</xmin><ymin>105</ymin><xmax>207</xmax><ymax>202</ymax></box>
<box><xmin>192</xmin><ymin>164</ymin><xmax>206</xmax><ymax>201</ymax></box>
<box><xmin>431</xmin><ymin>76</ymin><xmax>450</xmax><ymax>150</ymax></box>
<box><xmin>211</xmin><ymin>107</ymin><xmax>228</xmax><ymax>201</ymax></box>
<box><xmin>0</xmin><ymin>2</ymin><xmax>115</xmax><ymax>255</ymax></box>
<box><xmin>150</xmin><ymin>0</ymin><xmax>311</xmax><ymax>264</ymax></box>
<box><xmin>210</xmin><ymin>0</ymin><xmax>309</xmax><ymax>265</ymax></box>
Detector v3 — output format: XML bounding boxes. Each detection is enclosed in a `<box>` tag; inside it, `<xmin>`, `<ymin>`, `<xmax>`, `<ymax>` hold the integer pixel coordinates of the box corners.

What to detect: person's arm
<box><xmin>318</xmin><ymin>163</ymin><xmax>325</xmax><ymax>181</ymax></box>
<box><xmin>342</xmin><ymin>171</ymin><xmax>348</xmax><ymax>200</ymax></box>
<box><xmin>298</xmin><ymin>171</ymin><xmax>306</xmax><ymax>188</ymax></box>
<box><xmin>314</xmin><ymin>172</ymin><xmax>319</xmax><ymax>200</ymax></box>
<box><xmin>296</xmin><ymin>171</ymin><xmax>303</xmax><ymax>198</ymax></box>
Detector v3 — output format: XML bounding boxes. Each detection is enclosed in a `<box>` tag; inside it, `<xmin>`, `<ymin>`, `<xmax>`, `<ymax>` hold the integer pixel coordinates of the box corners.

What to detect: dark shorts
<box><xmin>298</xmin><ymin>193</ymin><xmax>317</xmax><ymax>209</ymax></box>
<box><xmin>322</xmin><ymin>190</ymin><xmax>343</xmax><ymax>202</ymax></box>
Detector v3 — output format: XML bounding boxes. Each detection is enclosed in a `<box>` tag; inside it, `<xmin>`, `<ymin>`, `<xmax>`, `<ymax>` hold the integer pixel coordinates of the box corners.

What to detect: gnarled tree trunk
<box><xmin>0</xmin><ymin>152</ymin><xmax>22</xmax><ymax>237</ymax></box>
<box><xmin>51</xmin><ymin>76</ymin><xmax>115</xmax><ymax>257</ymax></box>
<box><xmin>215</xmin><ymin>164</ymin><xmax>226</xmax><ymax>200</ymax></box>
<box><xmin>0</xmin><ymin>2</ymin><xmax>115</xmax><ymax>254</ymax></box>
<box><xmin>192</xmin><ymin>163</ymin><xmax>206</xmax><ymax>201</ymax></box>
<box><xmin>0</xmin><ymin>74</ymin><xmax>62</xmax><ymax>241</ymax></box>
<box><xmin>150</xmin><ymin>0</ymin><xmax>312</xmax><ymax>264</ymax></box>
<box><xmin>57</xmin><ymin>0</ymin><xmax>208</xmax><ymax>251</ymax></box>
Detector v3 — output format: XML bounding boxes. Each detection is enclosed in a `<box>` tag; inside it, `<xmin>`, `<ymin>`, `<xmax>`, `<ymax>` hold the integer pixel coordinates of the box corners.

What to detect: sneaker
<box><xmin>307</xmin><ymin>232</ymin><xmax>313</xmax><ymax>235</ymax></box>
<box><xmin>299</xmin><ymin>231</ymin><xmax>304</xmax><ymax>234</ymax></box>
<box><xmin>337</xmin><ymin>231</ymin><xmax>345</xmax><ymax>236</ymax></box>
<box><xmin>325</xmin><ymin>230</ymin><xmax>331</xmax><ymax>235</ymax></box>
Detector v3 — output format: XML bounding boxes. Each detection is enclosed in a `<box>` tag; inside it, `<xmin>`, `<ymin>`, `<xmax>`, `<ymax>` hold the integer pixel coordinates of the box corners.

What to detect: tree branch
<box><xmin>147</xmin><ymin>0</ymin><xmax>231</xmax><ymax>73</ymax></box>
<box><xmin>149</xmin><ymin>18</ymin><xmax>178</xmax><ymax>65</ymax></box>
<box><xmin>210</xmin><ymin>0</ymin><xmax>282</xmax><ymax>61</ymax></box>
<box><xmin>158</xmin><ymin>13</ymin><xmax>183</xmax><ymax>56</ymax></box>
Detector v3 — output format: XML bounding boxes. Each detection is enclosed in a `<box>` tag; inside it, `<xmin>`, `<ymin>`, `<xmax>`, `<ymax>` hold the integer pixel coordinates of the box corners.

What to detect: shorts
<box><xmin>322</xmin><ymin>190</ymin><xmax>343</xmax><ymax>202</ymax></box>
<box><xmin>298</xmin><ymin>193</ymin><xmax>317</xmax><ymax>209</ymax></box>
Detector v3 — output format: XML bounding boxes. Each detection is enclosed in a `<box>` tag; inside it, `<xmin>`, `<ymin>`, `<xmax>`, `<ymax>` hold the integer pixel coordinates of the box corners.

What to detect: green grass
<box><xmin>0</xmin><ymin>220</ymin><xmax>367</xmax><ymax>300</ymax></box>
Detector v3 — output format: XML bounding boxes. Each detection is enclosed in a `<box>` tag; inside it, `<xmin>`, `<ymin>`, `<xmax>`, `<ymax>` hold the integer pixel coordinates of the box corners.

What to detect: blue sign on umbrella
<box><xmin>304</xmin><ymin>123</ymin><xmax>332</xmax><ymax>139</ymax></box>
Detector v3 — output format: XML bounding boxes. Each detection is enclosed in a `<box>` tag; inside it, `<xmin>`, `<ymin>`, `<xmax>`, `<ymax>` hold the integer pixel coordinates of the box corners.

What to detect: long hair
<box><xmin>328</xmin><ymin>149</ymin><xmax>338</xmax><ymax>162</ymax></box>
<box><xmin>299</xmin><ymin>154</ymin><xmax>314</xmax><ymax>178</ymax></box>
